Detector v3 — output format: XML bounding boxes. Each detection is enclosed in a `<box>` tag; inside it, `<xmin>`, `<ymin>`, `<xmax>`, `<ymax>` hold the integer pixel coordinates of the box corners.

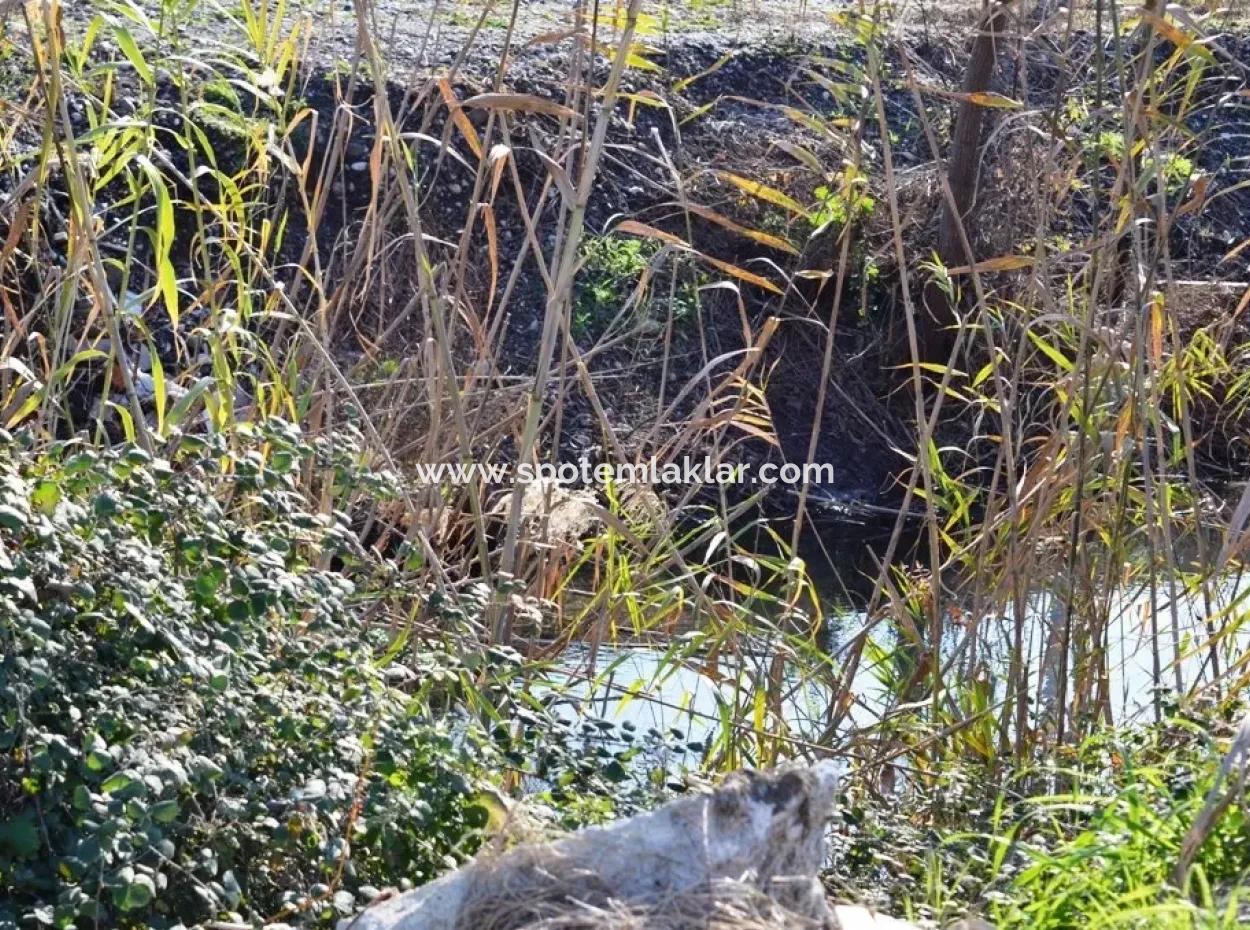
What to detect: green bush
<box><xmin>0</xmin><ymin>424</ymin><xmax>503</xmax><ymax>928</ymax></box>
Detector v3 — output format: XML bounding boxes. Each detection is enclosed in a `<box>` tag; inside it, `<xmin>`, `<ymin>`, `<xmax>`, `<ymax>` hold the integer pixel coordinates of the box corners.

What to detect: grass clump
<box><xmin>828</xmin><ymin>715</ymin><xmax>1250</xmax><ymax>929</ymax></box>
<box><xmin>993</xmin><ymin>723</ymin><xmax>1250</xmax><ymax>929</ymax></box>
<box><xmin>573</xmin><ymin>235</ymin><xmax>658</xmax><ymax>340</ymax></box>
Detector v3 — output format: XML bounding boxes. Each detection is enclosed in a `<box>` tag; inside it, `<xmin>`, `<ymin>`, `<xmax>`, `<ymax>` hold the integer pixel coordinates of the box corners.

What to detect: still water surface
<box><xmin>543</xmin><ymin>568</ymin><xmax>1250</xmax><ymax>752</ymax></box>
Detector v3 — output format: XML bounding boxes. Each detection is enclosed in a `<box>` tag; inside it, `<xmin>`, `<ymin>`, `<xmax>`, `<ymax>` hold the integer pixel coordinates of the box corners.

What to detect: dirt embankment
<box><xmin>3</xmin><ymin>3</ymin><xmax>1250</xmax><ymax>537</ymax></box>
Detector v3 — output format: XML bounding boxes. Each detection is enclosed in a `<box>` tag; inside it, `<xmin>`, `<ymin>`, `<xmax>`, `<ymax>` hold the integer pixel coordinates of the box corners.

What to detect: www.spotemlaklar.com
<box><xmin>409</xmin><ymin>457</ymin><xmax>835</xmax><ymax>487</ymax></box>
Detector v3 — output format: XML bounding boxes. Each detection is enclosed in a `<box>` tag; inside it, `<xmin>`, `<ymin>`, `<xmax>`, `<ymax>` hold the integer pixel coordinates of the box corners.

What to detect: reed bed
<box><xmin>2</xmin><ymin>0</ymin><xmax>1250</xmax><ymax>924</ymax></box>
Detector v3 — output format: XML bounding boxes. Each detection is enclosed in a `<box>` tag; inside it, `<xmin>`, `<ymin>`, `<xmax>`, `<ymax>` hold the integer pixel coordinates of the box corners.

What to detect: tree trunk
<box><xmin>921</xmin><ymin>1</ymin><xmax>1011</xmax><ymax>361</ymax></box>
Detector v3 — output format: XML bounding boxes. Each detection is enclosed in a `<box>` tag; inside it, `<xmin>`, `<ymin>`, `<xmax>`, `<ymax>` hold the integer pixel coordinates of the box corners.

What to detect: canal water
<box><xmin>539</xmin><ymin>565</ymin><xmax>1250</xmax><ymax>757</ymax></box>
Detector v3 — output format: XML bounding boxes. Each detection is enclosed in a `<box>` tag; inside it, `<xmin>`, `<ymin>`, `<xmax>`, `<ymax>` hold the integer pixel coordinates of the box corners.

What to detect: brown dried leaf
<box><xmin>680</xmin><ymin>202</ymin><xmax>798</xmax><ymax>255</ymax></box>
<box><xmin>947</xmin><ymin>254</ymin><xmax>1035</xmax><ymax>275</ymax></box>
<box><xmin>615</xmin><ymin>221</ymin><xmax>783</xmax><ymax>293</ymax></box>
<box><xmin>462</xmin><ymin>92</ymin><xmax>577</xmax><ymax>119</ymax></box>
<box><xmin>437</xmin><ymin>78</ymin><xmax>484</xmax><ymax>160</ymax></box>
<box><xmin>716</xmin><ymin>171</ymin><xmax>808</xmax><ymax>217</ymax></box>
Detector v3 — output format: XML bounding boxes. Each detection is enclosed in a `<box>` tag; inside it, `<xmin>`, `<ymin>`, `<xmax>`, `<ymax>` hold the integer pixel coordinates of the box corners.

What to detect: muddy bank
<box><xmin>3</xmin><ymin>9</ymin><xmax>1250</xmax><ymax>542</ymax></box>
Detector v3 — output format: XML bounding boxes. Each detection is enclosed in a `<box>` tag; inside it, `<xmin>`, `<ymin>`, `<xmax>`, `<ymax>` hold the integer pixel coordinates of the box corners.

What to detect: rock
<box><xmin>834</xmin><ymin>907</ymin><xmax>926</xmax><ymax>930</ymax></box>
<box><xmin>490</xmin><ymin>478</ymin><xmax>600</xmax><ymax>546</ymax></box>
<box><xmin>340</xmin><ymin>763</ymin><xmax>922</xmax><ymax>930</ymax></box>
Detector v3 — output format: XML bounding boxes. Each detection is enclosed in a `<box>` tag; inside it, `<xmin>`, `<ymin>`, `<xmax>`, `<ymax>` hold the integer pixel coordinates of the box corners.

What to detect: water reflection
<box><xmin>543</xmin><ymin>567</ymin><xmax>1250</xmax><ymax>751</ymax></box>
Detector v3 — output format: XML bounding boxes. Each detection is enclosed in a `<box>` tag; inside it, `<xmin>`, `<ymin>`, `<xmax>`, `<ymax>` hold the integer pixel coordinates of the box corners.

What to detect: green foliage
<box><xmin>830</xmin><ymin>717</ymin><xmax>1250</xmax><ymax>928</ymax></box>
<box><xmin>995</xmin><ymin>722</ymin><xmax>1250</xmax><ymax>929</ymax></box>
<box><xmin>0</xmin><ymin>423</ymin><xmax>688</xmax><ymax>928</ymax></box>
<box><xmin>572</xmin><ymin>236</ymin><xmax>702</xmax><ymax>340</ymax></box>
<box><xmin>1090</xmin><ymin>131</ymin><xmax>1193</xmax><ymax>194</ymax></box>
<box><xmin>1096</xmin><ymin>129</ymin><xmax>1128</xmax><ymax>161</ymax></box>
<box><xmin>0</xmin><ymin>425</ymin><xmax>499</xmax><ymax>928</ymax></box>
<box><xmin>574</xmin><ymin>235</ymin><xmax>657</xmax><ymax>339</ymax></box>
<box><xmin>1154</xmin><ymin>152</ymin><xmax>1195</xmax><ymax>194</ymax></box>
<box><xmin>810</xmin><ymin>169</ymin><xmax>875</xmax><ymax>232</ymax></box>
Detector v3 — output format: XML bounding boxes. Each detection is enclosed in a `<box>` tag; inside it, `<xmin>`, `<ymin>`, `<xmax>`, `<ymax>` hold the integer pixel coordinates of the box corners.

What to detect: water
<box><xmin>545</xmin><ymin>567</ymin><xmax>1250</xmax><ymax>751</ymax></box>
<box><xmin>1017</xmin><ymin>570</ymin><xmax>1250</xmax><ymax>720</ymax></box>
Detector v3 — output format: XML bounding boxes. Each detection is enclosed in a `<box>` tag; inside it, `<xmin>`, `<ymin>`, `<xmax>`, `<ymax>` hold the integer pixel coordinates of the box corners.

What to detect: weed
<box><xmin>810</xmin><ymin>170</ymin><xmax>870</xmax><ymax>231</ymax></box>
<box><xmin>573</xmin><ymin>235</ymin><xmax>658</xmax><ymax>339</ymax></box>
